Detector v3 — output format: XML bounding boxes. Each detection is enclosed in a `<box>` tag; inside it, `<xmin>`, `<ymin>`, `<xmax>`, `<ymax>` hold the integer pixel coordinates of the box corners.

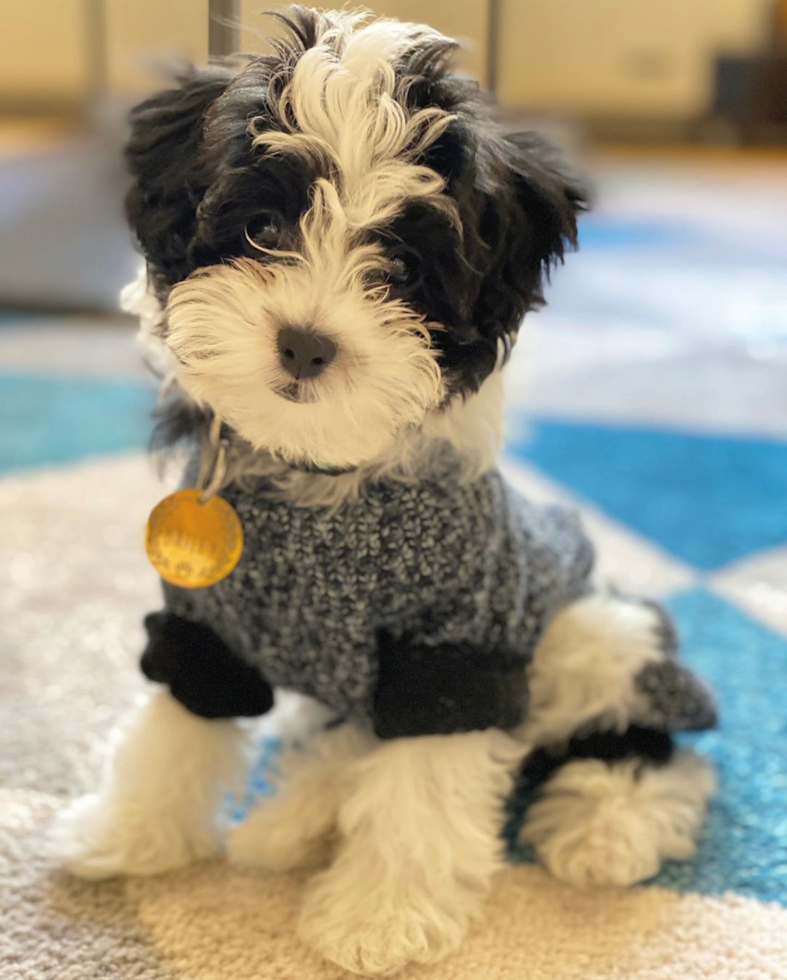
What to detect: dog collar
<box><xmin>200</xmin><ymin>417</ymin><xmax>357</xmax><ymax>487</ymax></box>
<box><xmin>284</xmin><ymin>461</ymin><xmax>358</xmax><ymax>477</ymax></box>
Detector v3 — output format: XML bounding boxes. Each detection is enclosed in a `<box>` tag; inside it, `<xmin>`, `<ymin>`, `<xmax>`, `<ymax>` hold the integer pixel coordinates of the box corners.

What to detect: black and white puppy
<box><xmin>53</xmin><ymin>9</ymin><xmax>716</xmax><ymax>975</ymax></box>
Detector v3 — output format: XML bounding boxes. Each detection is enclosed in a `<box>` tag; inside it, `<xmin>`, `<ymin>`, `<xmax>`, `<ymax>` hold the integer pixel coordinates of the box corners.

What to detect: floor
<box><xmin>2</xmin><ymin>150</ymin><xmax>787</xmax><ymax>978</ymax></box>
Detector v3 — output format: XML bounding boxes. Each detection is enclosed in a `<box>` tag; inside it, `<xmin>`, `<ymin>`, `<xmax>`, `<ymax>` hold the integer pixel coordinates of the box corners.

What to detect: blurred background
<box><xmin>1</xmin><ymin>2</ymin><xmax>787</xmax><ymax>939</ymax></box>
<box><xmin>1</xmin><ymin>0</ymin><xmax>787</xmax><ymax>310</ymax></box>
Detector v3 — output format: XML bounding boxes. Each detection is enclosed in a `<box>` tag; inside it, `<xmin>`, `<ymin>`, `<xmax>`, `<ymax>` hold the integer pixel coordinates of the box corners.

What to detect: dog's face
<box><xmin>127</xmin><ymin>7</ymin><xmax>584</xmax><ymax>468</ymax></box>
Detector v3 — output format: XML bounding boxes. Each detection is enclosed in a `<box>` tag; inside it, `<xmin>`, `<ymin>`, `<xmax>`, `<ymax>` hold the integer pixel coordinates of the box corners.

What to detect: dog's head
<box><xmin>127</xmin><ymin>6</ymin><xmax>585</xmax><ymax>468</ymax></box>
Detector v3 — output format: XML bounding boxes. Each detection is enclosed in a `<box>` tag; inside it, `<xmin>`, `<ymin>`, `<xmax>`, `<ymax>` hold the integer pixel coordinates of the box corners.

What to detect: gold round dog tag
<box><xmin>145</xmin><ymin>489</ymin><xmax>244</xmax><ymax>589</ymax></box>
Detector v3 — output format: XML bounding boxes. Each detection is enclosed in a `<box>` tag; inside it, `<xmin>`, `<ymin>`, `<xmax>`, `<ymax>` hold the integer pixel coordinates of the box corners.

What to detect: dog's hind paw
<box><xmin>521</xmin><ymin>751</ymin><xmax>716</xmax><ymax>888</ymax></box>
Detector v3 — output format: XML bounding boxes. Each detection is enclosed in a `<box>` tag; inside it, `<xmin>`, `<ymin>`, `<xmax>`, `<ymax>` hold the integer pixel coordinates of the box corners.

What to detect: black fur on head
<box><xmin>387</xmin><ymin>117</ymin><xmax>587</xmax><ymax>393</ymax></box>
<box><xmin>125</xmin><ymin>6</ymin><xmax>587</xmax><ymax>464</ymax></box>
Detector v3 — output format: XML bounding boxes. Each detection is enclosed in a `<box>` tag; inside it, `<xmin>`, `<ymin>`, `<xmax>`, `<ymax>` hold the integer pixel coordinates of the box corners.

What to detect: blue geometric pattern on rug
<box><xmin>575</xmin><ymin>211</ymin><xmax>787</xmax><ymax>266</ymax></box>
<box><xmin>512</xmin><ymin>419</ymin><xmax>787</xmax><ymax>570</ymax></box>
<box><xmin>578</xmin><ymin>217</ymin><xmax>702</xmax><ymax>252</ymax></box>
<box><xmin>653</xmin><ymin>589</ymin><xmax>787</xmax><ymax>904</ymax></box>
<box><xmin>0</xmin><ymin>373</ymin><xmax>155</xmax><ymax>475</ymax></box>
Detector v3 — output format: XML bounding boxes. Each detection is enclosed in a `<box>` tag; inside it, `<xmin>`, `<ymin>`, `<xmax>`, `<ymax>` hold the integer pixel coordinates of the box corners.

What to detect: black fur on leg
<box><xmin>141</xmin><ymin>611</ymin><xmax>274</xmax><ymax>719</ymax></box>
<box><xmin>520</xmin><ymin>725</ymin><xmax>676</xmax><ymax>790</ymax></box>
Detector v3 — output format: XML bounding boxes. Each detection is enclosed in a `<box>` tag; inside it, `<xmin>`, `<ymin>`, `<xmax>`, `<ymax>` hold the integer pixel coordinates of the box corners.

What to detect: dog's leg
<box><xmin>520</xmin><ymin>750</ymin><xmax>716</xmax><ymax>887</ymax></box>
<box><xmin>50</xmin><ymin>690</ymin><xmax>250</xmax><ymax>879</ymax></box>
<box><xmin>522</xmin><ymin>592</ymin><xmax>676</xmax><ymax>747</ymax></box>
<box><xmin>517</xmin><ymin>592</ymin><xmax>716</xmax><ymax>887</ymax></box>
<box><xmin>228</xmin><ymin>724</ymin><xmax>375</xmax><ymax>872</ymax></box>
<box><xmin>298</xmin><ymin>728</ymin><xmax>526</xmax><ymax>976</ymax></box>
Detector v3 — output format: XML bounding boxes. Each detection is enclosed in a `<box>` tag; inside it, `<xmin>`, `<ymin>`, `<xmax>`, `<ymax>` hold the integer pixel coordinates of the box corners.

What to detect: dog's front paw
<box><xmin>50</xmin><ymin>794</ymin><xmax>221</xmax><ymax>880</ymax></box>
<box><xmin>298</xmin><ymin>865</ymin><xmax>470</xmax><ymax>975</ymax></box>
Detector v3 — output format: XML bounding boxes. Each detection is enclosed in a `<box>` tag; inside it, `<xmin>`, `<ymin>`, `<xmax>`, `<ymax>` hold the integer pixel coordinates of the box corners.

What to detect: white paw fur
<box><xmin>521</xmin><ymin>750</ymin><xmax>717</xmax><ymax>888</ymax></box>
<box><xmin>298</xmin><ymin>728</ymin><xmax>526</xmax><ymax>975</ymax></box>
<box><xmin>50</xmin><ymin>691</ymin><xmax>250</xmax><ymax>879</ymax></box>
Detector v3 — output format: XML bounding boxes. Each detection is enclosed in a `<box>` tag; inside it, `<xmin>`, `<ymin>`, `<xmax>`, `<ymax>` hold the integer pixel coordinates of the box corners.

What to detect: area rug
<box><xmin>2</xmin><ymin>447</ymin><xmax>786</xmax><ymax>980</ymax></box>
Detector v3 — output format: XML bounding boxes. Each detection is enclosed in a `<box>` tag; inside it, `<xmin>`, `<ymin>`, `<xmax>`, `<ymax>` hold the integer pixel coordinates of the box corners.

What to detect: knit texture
<box><xmin>165</xmin><ymin>461</ymin><xmax>595</xmax><ymax>723</ymax></box>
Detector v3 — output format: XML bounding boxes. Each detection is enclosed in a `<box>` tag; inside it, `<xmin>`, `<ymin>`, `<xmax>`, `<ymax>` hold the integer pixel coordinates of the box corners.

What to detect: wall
<box><xmin>0</xmin><ymin>1</ymin><xmax>89</xmax><ymax>107</ymax></box>
<box><xmin>239</xmin><ymin>1</ymin><xmax>490</xmax><ymax>84</ymax></box>
<box><xmin>105</xmin><ymin>0</ymin><xmax>208</xmax><ymax>94</ymax></box>
<box><xmin>0</xmin><ymin>0</ymin><xmax>775</xmax><ymax>113</ymax></box>
<box><xmin>496</xmin><ymin>0</ymin><xmax>773</xmax><ymax>116</ymax></box>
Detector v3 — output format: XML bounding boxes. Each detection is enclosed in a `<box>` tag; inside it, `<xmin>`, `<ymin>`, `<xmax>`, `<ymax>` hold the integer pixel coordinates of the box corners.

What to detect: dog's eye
<box><xmin>245</xmin><ymin>211</ymin><xmax>283</xmax><ymax>249</ymax></box>
<box><xmin>384</xmin><ymin>252</ymin><xmax>421</xmax><ymax>290</ymax></box>
<box><xmin>388</xmin><ymin>258</ymin><xmax>409</xmax><ymax>285</ymax></box>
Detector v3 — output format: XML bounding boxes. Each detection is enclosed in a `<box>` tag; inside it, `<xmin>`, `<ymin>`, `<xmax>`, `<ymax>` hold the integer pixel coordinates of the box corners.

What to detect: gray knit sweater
<box><xmin>163</xmin><ymin>461</ymin><xmax>594</xmax><ymax>723</ymax></box>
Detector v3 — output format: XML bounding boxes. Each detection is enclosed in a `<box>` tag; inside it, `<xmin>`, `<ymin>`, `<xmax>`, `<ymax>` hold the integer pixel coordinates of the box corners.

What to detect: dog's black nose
<box><xmin>277</xmin><ymin>326</ymin><xmax>337</xmax><ymax>380</ymax></box>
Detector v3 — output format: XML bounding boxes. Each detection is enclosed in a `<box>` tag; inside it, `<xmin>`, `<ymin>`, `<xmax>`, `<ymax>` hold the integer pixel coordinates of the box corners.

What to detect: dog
<box><xmin>52</xmin><ymin>8</ymin><xmax>717</xmax><ymax>974</ymax></box>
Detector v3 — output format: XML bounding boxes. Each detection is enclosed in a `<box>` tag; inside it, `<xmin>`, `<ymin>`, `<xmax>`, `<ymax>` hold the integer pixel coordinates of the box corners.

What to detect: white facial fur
<box><xmin>166</xmin><ymin>197</ymin><xmax>443</xmax><ymax>467</ymax></box>
<box><xmin>163</xmin><ymin>14</ymin><xmax>464</xmax><ymax>468</ymax></box>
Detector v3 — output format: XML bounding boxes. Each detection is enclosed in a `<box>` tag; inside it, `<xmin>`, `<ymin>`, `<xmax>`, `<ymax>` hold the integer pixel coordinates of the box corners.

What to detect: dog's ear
<box><xmin>125</xmin><ymin>67</ymin><xmax>235</xmax><ymax>285</ymax></box>
<box><xmin>471</xmin><ymin>131</ymin><xmax>588</xmax><ymax>344</ymax></box>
